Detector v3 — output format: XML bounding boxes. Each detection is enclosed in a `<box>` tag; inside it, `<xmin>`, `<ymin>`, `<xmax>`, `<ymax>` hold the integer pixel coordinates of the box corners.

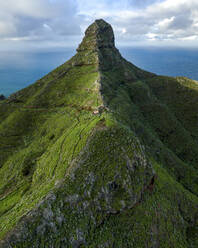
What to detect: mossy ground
<box><xmin>0</xmin><ymin>56</ymin><xmax>103</xmax><ymax>240</ymax></box>
<box><xmin>2</xmin><ymin>126</ymin><xmax>198</xmax><ymax>247</ymax></box>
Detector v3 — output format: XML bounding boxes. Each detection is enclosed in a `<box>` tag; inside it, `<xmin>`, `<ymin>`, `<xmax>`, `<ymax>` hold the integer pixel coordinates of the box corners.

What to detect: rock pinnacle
<box><xmin>77</xmin><ymin>19</ymin><xmax>115</xmax><ymax>52</ymax></box>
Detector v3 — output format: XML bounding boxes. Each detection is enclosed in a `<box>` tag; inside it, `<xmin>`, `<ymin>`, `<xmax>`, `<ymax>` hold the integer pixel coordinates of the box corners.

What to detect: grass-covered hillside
<box><xmin>0</xmin><ymin>19</ymin><xmax>198</xmax><ymax>247</ymax></box>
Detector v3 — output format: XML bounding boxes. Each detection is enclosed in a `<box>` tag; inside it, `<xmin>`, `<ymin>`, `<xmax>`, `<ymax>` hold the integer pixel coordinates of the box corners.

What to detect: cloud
<box><xmin>97</xmin><ymin>0</ymin><xmax>198</xmax><ymax>46</ymax></box>
<box><xmin>74</xmin><ymin>0</ymin><xmax>198</xmax><ymax>45</ymax></box>
<box><xmin>1</xmin><ymin>0</ymin><xmax>198</xmax><ymax>50</ymax></box>
<box><xmin>0</xmin><ymin>0</ymin><xmax>81</xmax><ymax>41</ymax></box>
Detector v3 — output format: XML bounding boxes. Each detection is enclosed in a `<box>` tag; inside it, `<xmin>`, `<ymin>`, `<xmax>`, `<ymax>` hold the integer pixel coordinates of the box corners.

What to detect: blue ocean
<box><xmin>1</xmin><ymin>47</ymin><xmax>198</xmax><ymax>96</ymax></box>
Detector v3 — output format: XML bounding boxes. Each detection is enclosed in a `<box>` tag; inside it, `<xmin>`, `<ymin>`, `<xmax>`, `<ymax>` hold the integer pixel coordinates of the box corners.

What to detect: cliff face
<box><xmin>0</xmin><ymin>19</ymin><xmax>198</xmax><ymax>248</ymax></box>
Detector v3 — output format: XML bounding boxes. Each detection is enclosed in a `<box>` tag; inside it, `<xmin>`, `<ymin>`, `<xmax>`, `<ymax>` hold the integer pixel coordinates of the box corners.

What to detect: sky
<box><xmin>1</xmin><ymin>0</ymin><xmax>198</xmax><ymax>51</ymax></box>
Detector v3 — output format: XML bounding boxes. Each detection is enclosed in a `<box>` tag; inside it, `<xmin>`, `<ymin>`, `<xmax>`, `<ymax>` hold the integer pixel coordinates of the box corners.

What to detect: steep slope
<box><xmin>0</xmin><ymin>19</ymin><xmax>198</xmax><ymax>247</ymax></box>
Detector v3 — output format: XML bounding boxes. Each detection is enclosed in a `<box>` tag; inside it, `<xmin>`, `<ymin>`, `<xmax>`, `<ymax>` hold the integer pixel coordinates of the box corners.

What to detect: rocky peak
<box><xmin>77</xmin><ymin>19</ymin><xmax>115</xmax><ymax>52</ymax></box>
<box><xmin>72</xmin><ymin>19</ymin><xmax>153</xmax><ymax>79</ymax></box>
<box><xmin>74</xmin><ymin>19</ymin><xmax>123</xmax><ymax>70</ymax></box>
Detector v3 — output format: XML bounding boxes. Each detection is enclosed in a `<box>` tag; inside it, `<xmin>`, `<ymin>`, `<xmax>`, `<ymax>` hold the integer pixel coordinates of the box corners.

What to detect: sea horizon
<box><xmin>1</xmin><ymin>46</ymin><xmax>198</xmax><ymax>97</ymax></box>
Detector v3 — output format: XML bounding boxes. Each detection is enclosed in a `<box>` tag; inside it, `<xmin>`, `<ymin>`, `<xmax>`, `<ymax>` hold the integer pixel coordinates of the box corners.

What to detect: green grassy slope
<box><xmin>102</xmin><ymin>69</ymin><xmax>198</xmax><ymax>196</ymax></box>
<box><xmin>0</xmin><ymin>19</ymin><xmax>198</xmax><ymax>247</ymax></box>
<box><xmin>0</xmin><ymin>49</ymin><xmax>102</xmax><ymax>239</ymax></box>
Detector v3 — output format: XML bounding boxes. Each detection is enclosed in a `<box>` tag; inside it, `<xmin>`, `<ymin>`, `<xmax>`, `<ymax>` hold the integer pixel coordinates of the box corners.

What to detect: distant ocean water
<box><xmin>1</xmin><ymin>47</ymin><xmax>198</xmax><ymax>96</ymax></box>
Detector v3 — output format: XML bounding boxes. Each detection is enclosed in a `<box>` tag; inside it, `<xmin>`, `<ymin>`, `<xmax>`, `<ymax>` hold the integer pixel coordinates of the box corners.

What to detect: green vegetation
<box><xmin>0</xmin><ymin>19</ymin><xmax>198</xmax><ymax>247</ymax></box>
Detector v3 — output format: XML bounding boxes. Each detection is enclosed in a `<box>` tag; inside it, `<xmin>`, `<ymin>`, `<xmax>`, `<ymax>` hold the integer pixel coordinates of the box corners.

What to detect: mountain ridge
<box><xmin>0</xmin><ymin>19</ymin><xmax>198</xmax><ymax>247</ymax></box>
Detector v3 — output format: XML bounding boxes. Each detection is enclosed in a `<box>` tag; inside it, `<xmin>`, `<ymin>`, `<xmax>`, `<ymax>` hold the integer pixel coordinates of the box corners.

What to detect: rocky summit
<box><xmin>0</xmin><ymin>19</ymin><xmax>198</xmax><ymax>248</ymax></box>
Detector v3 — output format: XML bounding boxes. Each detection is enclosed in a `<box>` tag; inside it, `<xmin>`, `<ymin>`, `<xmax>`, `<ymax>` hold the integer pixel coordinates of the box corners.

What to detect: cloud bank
<box><xmin>1</xmin><ymin>0</ymin><xmax>198</xmax><ymax>50</ymax></box>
